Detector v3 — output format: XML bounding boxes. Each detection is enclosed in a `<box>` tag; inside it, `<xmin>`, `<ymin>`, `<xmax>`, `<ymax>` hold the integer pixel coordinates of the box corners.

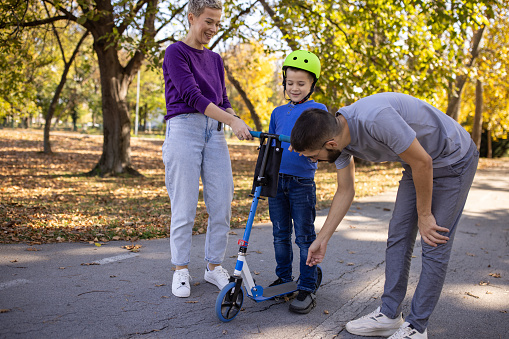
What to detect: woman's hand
<box><xmin>229</xmin><ymin>116</ymin><xmax>253</xmax><ymax>140</ymax></box>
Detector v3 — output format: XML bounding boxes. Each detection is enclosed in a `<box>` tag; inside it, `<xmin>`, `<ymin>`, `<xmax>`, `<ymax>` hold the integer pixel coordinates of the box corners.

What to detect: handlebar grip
<box><xmin>279</xmin><ymin>134</ymin><xmax>291</xmax><ymax>143</ymax></box>
<box><xmin>249</xmin><ymin>131</ymin><xmax>291</xmax><ymax>143</ymax></box>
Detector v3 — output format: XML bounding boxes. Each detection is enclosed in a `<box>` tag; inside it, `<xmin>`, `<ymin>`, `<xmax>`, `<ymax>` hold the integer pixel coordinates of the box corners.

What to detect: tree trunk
<box><xmin>487</xmin><ymin>127</ymin><xmax>492</xmax><ymax>158</ymax></box>
<box><xmin>445</xmin><ymin>76</ymin><xmax>465</xmax><ymax>121</ymax></box>
<box><xmin>224</xmin><ymin>64</ymin><xmax>263</xmax><ymax>131</ymax></box>
<box><xmin>88</xmin><ymin>43</ymin><xmax>140</xmax><ymax>176</ymax></box>
<box><xmin>445</xmin><ymin>25</ymin><xmax>485</xmax><ymax>121</ymax></box>
<box><xmin>472</xmin><ymin>79</ymin><xmax>483</xmax><ymax>151</ymax></box>
<box><xmin>43</xmin><ymin>31</ymin><xmax>89</xmax><ymax>154</ymax></box>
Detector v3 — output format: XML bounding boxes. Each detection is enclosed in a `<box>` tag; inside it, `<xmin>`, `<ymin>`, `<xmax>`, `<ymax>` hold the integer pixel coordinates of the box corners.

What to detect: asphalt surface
<box><xmin>1</xmin><ymin>166</ymin><xmax>508</xmax><ymax>339</ymax></box>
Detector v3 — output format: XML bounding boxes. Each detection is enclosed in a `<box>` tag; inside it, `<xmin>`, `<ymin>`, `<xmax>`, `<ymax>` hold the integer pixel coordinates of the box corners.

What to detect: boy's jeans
<box><xmin>268</xmin><ymin>174</ymin><xmax>317</xmax><ymax>292</ymax></box>
<box><xmin>162</xmin><ymin>114</ymin><xmax>233</xmax><ymax>266</ymax></box>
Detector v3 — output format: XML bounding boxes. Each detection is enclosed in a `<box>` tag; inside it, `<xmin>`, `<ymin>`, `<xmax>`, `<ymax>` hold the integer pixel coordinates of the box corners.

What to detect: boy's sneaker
<box><xmin>269</xmin><ymin>277</ymin><xmax>289</xmax><ymax>286</ymax></box>
<box><xmin>388</xmin><ymin>322</ymin><xmax>428</xmax><ymax>339</ymax></box>
<box><xmin>172</xmin><ymin>269</ymin><xmax>191</xmax><ymax>298</ymax></box>
<box><xmin>345</xmin><ymin>306</ymin><xmax>404</xmax><ymax>337</ymax></box>
<box><xmin>204</xmin><ymin>265</ymin><xmax>230</xmax><ymax>290</ymax></box>
<box><xmin>289</xmin><ymin>290</ymin><xmax>316</xmax><ymax>314</ymax></box>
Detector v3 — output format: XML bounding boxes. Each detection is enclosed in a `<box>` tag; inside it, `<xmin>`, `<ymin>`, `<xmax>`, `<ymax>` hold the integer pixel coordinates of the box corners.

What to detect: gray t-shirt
<box><xmin>334</xmin><ymin>92</ymin><xmax>472</xmax><ymax>170</ymax></box>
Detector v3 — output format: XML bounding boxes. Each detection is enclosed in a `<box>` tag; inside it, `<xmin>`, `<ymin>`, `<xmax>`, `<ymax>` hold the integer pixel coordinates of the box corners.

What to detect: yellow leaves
<box><xmin>122</xmin><ymin>244</ymin><xmax>142</xmax><ymax>252</ymax></box>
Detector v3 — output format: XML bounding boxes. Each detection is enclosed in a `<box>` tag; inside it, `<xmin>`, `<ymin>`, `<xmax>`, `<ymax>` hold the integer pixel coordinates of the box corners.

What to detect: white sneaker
<box><xmin>389</xmin><ymin>322</ymin><xmax>428</xmax><ymax>339</ymax></box>
<box><xmin>345</xmin><ymin>306</ymin><xmax>404</xmax><ymax>337</ymax></box>
<box><xmin>204</xmin><ymin>265</ymin><xmax>230</xmax><ymax>290</ymax></box>
<box><xmin>172</xmin><ymin>268</ymin><xmax>191</xmax><ymax>298</ymax></box>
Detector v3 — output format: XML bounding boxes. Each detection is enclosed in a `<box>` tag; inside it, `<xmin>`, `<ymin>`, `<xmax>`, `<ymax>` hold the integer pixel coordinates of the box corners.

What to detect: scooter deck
<box><xmin>262</xmin><ymin>281</ymin><xmax>298</xmax><ymax>298</ymax></box>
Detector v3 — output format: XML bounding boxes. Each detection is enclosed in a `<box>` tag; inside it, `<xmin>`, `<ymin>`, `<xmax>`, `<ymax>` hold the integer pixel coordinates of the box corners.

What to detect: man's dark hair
<box><xmin>291</xmin><ymin>108</ymin><xmax>339</xmax><ymax>152</ymax></box>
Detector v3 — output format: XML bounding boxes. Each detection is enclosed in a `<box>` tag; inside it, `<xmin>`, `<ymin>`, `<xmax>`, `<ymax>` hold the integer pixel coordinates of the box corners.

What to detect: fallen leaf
<box><xmin>465</xmin><ymin>292</ymin><xmax>479</xmax><ymax>299</ymax></box>
<box><xmin>254</xmin><ymin>271</ymin><xmax>260</xmax><ymax>275</ymax></box>
<box><xmin>489</xmin><ymin>273</ymin><xmax>501</xmax><ymax>278</ymax></box>
<box><xmin>347</xmin><ymin>263</ymin><xmax>355</xmax><ymax>266</ymax></box>
<box><xmin>26</xmin><ymin>247</ymin><xmax>40</xmax><ymax>251</ymax></box>
<box><xmin>0</xmin><ymin>309</ymin><xmax>10</xmax><ymax>313</ymax></box>
<box><xmin>81</xmin><ymin>262</ymin><xmax>100</xmax><ymax>266</ymax></box>
<box><xmin>479</xmin><ymin>281</ymin><xmax>490</xmax><ymax>286</ymax></box>
<box><xmin>466</xmin><ymin>252</ymin><xmax>475</xmax><ymax>257</ymax></box>
<box><xmin>95</xmin><ymin>243</ymin><xmax>102</xmax><ymax>247</ymax></box>
<box><xmin>185</xmin><ymin>301</ymin><xmax>199</xmax><ymax>304</ymax></box>
<box><xmin>324</xmin><ymin>310</ymin><xmax>329</xmax><ymax>314</ymax></box>
<box><xmin>10</xmin><ymin>260</ymin><xmax>17</xmax><ymax>263</ymax></box>
<box><xmin>155</xmin><ymin>284</ymin><xmax>166</xmax><ymax>287</ymax></box>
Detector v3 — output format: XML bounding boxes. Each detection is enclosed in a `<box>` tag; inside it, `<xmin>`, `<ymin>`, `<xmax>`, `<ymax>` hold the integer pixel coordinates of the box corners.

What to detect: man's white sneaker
<box><xmin>172</xmin><ymin>268</ymin><xmax>191</xmax><ymax>298</ymax></box>
<box><xmin>388</xmin><ymin>322</ymin><xmax>427</xmax><ymax>339</ymax></box>
<box><xmin>204</xmin><ymin>265</ymin><xmax>230</xmax><ymax>290</ymax></box>
<box><xmin>345</xmin><ymin>306</ymin><xmax>404</xmax><ymax>337</ymax></box>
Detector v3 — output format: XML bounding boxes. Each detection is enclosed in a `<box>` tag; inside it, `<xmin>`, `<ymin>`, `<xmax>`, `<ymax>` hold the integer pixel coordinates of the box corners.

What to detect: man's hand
<box><xmin>306</xmin><ymin>238</ymin><xmax>328</xmax><ymax>266</ymax></box>
<box><xmin>418</xmin><ymin>213</ymin><xmax>450</xmax><ymax>247</ymax></box>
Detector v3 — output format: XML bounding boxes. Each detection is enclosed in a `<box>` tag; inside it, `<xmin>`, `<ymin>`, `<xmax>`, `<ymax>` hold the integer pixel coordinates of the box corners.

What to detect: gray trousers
<box><xmin>380</xmin><ymin>141</ymin><xmax>479</xmax><ymax>333</ymax></box>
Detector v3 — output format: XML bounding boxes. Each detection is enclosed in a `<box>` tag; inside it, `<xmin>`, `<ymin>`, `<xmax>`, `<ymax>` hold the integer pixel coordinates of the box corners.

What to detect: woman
<box><xmin>162</xmin><ymin>0</ymin><xmax>252</xmax><ymax>298</ymax></box>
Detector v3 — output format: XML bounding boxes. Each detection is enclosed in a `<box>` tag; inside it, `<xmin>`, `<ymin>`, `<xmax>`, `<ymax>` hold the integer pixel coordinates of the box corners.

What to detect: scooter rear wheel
<box><xmin>216</xmin><ymin>282</ymin><xmax>244</xmax><ymax>322</ymax></box>
<box><xmin>316</xmin><ymin>265</ymin><xmax>323</xmax><ymax>291</ymax></box>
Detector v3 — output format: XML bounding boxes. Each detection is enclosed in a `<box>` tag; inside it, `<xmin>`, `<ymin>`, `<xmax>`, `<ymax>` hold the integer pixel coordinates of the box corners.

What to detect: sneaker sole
<box><xmin>344</xmin><ymin>325</ymin><xmax>399</xmax><ymax>337</ymax></box>
<box><xmin>288</xmin><ymin>298</ymin><xmax>316</xmax><ymax>314</ymax></box>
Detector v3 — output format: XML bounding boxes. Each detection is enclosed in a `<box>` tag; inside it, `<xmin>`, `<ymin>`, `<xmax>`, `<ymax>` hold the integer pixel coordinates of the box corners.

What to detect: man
<box><xmin>290</xmin><ymin>92</ymin><xmax>478</xmax><ymax>339</ymax></box>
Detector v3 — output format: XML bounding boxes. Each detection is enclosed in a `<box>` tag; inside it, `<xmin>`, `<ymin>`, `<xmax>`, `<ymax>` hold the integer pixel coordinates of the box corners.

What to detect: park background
<box><xmin>1</xmin><ymin>0</ymin><xmax>509</xmax><ymax>244</ymax></box>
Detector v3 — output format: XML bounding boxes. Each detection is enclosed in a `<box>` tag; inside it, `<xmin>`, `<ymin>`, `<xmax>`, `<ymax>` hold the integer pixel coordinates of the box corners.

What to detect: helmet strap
<box><xmin>283</xmin><ymin>78</ymin><xmax>317</xmax><ymax>105</ymax></box>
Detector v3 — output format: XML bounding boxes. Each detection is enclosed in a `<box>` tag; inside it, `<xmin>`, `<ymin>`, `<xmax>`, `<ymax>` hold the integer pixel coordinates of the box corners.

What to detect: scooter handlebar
<box><xmin>249</xmin><ymin>131</ymin><xmax>290</xmax><ymax>143</ymax></box>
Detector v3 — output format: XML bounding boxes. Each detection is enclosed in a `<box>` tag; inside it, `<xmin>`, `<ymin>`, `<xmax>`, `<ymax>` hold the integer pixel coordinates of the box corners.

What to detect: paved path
<box><xmin>1</xmin><ymin>167</ymin><xmax>508</xmax><ymax>338</ymax></box>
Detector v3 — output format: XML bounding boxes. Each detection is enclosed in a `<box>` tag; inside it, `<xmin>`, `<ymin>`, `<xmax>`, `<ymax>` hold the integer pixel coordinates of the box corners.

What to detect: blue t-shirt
<box><xmin>269</xmin><ymin>100</ymin><xmax>328</xmax><ymax>178</ymax></box>
<box><xmin>334</xmin><ymin>92</ymin><xmax>472</xmax><ymax>170</ymax></box>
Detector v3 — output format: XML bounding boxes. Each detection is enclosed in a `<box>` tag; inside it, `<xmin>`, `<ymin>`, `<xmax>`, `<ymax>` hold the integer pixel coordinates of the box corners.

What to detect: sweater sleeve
<box><xmin>164</xmin><ymin>44</ymin><xmax>212</xmax><ymax>113</ymax></box>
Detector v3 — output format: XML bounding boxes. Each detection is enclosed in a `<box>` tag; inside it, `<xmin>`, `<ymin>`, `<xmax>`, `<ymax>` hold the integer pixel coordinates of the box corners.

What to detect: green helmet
<box><xmin>282</xmin><ymin>50</ymin><xmax>321</xmax><ymax>80</ymax></box>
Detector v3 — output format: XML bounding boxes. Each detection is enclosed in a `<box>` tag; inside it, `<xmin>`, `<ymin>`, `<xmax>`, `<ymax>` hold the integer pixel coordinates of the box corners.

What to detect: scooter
<box><xmin>215</xmin><ymin>131</ymin><xmax>322</xmax><ymax>322</ymax></box>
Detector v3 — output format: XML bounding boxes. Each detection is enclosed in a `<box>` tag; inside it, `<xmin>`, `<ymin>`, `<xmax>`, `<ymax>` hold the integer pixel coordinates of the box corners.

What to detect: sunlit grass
<box><xmin>1</xmin><ymin>128</ymin><xmax>503</xmax><ymax>244</ymax></box>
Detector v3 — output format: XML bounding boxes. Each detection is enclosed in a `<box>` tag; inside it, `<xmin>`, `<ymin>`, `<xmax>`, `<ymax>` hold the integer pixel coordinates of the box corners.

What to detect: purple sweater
<box><xmin>163</xmin><ymin>41</ymin><xmax>232</xmax><ymax>120</ymax></box>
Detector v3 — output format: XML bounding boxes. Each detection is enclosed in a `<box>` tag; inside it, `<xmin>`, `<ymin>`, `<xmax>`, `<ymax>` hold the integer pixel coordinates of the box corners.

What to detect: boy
<box><xmin>290</xmin><ymin>93</ymin><xmax>478</xmax><ymax>338</ymax></box>
<box><xmin>268</xmin><ymin>50</ymin><xmax>327</xmax><ymax>314</ymax></box>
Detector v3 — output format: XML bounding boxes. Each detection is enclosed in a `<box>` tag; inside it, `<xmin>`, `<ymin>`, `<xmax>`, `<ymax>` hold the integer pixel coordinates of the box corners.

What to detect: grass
<box><xmin>1</xmin><ymin>128</ymin><xmax>503</xmax><ymax>245</ymax></box>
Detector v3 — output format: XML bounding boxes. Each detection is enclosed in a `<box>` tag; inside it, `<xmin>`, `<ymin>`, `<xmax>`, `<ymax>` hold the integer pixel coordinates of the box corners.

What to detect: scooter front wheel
<box><xmin>216</xmin><ymin>282</ymin><xmax>244</xmax><ymax>322</ymax></box>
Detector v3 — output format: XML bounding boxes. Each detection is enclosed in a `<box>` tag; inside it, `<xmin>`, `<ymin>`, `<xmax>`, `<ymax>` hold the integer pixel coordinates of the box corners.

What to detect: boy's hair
<box><xmin>291</xmin><ymin>108</ymin><xmax>340</xmax><ymax>152</ymax></box>
<box><xmin>284</xmin><ymin>66</ymin><xmax>315</xmax><ymax>82</ymax></box>
<box><xmin>188</xmin><ymin>0</ymin><xmax>222</xmax><ymax>20</ymax></box>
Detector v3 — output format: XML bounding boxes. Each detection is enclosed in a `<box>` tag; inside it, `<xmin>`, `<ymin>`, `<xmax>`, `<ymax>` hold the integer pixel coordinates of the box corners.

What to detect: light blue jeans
<box><xmin>381</xmin><ymin>141</ymin><xmax>479</xmax><ymax>333</ymax></box>
<box><xmin>162</xmin><ymin>113</ymin><xmax>233</xmax><ymax>266</ymax></box>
